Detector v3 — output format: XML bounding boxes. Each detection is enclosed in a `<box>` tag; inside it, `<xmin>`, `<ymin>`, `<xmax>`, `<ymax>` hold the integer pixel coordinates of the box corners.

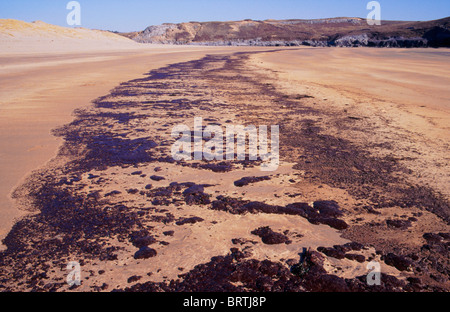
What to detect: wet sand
<box><xmin>253</xmin><ymin>48</ymin><xmax>450</xmax><ymax>135</ymax></box>
<box><xmin>251</xmin><ymin>48</ymin><xmax>450</xmax><ymax>198</ymax></box>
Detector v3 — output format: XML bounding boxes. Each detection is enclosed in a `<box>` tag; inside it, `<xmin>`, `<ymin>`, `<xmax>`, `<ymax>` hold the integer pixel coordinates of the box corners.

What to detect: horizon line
<box><xmin>2</xmin><ymin>15</ymin><xmax>449</xmax><ymax>33</ymax></box>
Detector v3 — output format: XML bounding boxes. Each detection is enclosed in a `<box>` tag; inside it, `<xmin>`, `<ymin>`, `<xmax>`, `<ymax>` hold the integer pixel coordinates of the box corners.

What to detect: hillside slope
<box><xmin>129</xmin><ymin>17</ymin><xmax>450</xmax><ymax>47</ymax></box>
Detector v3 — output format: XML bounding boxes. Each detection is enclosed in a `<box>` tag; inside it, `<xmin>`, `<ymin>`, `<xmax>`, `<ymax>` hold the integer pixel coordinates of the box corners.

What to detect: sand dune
<box><xmin>0</xmin><ymin>19</ymin><xmax>142</xmax><ymax>54</ymax></box>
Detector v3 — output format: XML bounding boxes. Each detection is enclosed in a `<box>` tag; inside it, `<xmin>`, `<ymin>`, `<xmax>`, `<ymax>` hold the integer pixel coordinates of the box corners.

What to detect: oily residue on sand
<box><xmin>0</xmin><ymin>50</ymin><xmax>448</xmax><ymax>292</ymax></box>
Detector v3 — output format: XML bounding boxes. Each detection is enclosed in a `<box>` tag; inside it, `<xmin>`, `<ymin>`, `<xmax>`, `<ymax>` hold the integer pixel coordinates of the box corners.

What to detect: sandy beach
<box><xmin>0</xmin><ymin>20</ymin><xmax>449</xmax><ymax>292</ymax></box>
<box><xmin>0</xmin><ymin>39</ymin><xmax>274</xmax><ymax>247</ymax></box>
<box><xmin>251</xmin><ymin>48</ymin><xmax>450</xmax><ymax>197</ymax></box>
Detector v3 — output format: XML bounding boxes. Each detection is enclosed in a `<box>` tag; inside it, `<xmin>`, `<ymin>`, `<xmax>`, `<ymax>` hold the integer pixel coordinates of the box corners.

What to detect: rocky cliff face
<box><xmin>127</xmin><ymin>17</ymin><xmax>450</xmax><ymax>47</ymax></box>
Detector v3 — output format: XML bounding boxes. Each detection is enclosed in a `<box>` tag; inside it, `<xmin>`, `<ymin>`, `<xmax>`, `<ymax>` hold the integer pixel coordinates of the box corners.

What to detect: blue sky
<box><xmin>0</xmin><ymin>0</ymin><xmax>449</xmax><ymax>32</ymax></box>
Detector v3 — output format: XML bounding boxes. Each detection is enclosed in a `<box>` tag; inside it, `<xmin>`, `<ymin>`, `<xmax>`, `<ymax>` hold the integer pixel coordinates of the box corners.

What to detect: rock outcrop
<box><xmin>125</xmin><ymin>17</ymin><xmax>450</xmax><ymax>48</ymax></box>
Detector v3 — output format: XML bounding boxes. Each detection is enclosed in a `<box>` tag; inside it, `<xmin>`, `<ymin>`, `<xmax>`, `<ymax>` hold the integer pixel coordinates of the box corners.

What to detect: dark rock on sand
<box><xmin>182</xmin><ymin>185</ymin><xmax>211</xmax><ymax>205</ymax></box>
<box><xmin>153</xmin><ymin>188</ymin><xmax>173</xmax><ymax>197</ymax></box>
<box><xmin>305</xmin><ymin>274</ymin><xmax>350</xmax><ymax>292</ymax></box>
<box><xmin>210</xmin><ymin>196</ymin><xmax>249</xmax><ymax>214</ymax></box>
<box><xmin>423</xmin><ymin>233</ymin><xmax>443</xmax><ymax>244</ymax></box>
<box><xmin>210</xmin><ymin>197</ymin><xmax>348</xmax><ymax>229</ymax></box>
<box><xmin>121</xmin><ymin>246</ymin><xmax>411</xmax><ymax>292</ymax></box>
<box><xmin>131</xmin><ymin>236</ymin><xmax>157</xmax><ymax>248</ymax></box>
<box><xmin>104</xmin><ymin>190</ymin><xmax>121</xmax><ymax>197</ymax></box>
<box><xmin>183</xmin><ymin>185</ymin><xmax>211</xmax><ymax>205</ymax></box>
<box><xmin>251</xmin><ymin>226</ymin><xmax>291</xmax><ymax>245</ymax></box>
<box><xmin>198</xmin><ymin>162</ymin><xmax>233</xmax><ymax>172</ymax></box>
<box><xmin>293</xmin><ymin>248</ymin><xmax>351</xmax><ymax>292</ymax></box>
<box><xmin>130</xmin><ymin>230</ymin><xmax>157</xmax><ymax>248</ymax></box>
<box><xmin>345</xmin><ymin>254</ymin><xmax>366</xmax><ymax>263</ymax></box>
<box><xmin>231</xmin><ymin>238</ymin><xmax>257</xmax><ymax>245</ymax></box>
<box><xmin>386</xmin><ymin>219</ymin><xmax>412</xmax><ymax>229</ymax></box>
<box><xmin>176</xmin><ymin>217</ymin><xmax>204</xmax><ymax>226</ymax></box>
<box><xmin>127</xmin><ymin>276</ymin><xmax>142</xmax><ymax>283</ymax></box>
<box><xmin>121</xmin><ymin>248</ymin><xmax>303</xmax><ymax>292</ymax></box>
<box><xmin>163</xmin><ymin>230</ymin><xmax>174</xmax><ymax>236</ymax></box>
<box><xmin>234</xmin><ymin>176</ymin><xmax>271</xmax><ymax>187</ymax></box>
<box><xmin>308</xmin><ymin>217</ymin><xmax>349</xmax><ymax>230</ymax></box>
<box><xmin>317</xmin><ymin>246</ymin><xmax>346</xmax><ymax>259</ymax></box>
<box><xmin>182</xmin><ymin>185</ymin><xmax>205</xmax><ymax>195</ymax></box>
<box><xmin>383</xmin><ymin>253</ymin><xmax>412</xmax><ymax>271</ymax></box>
<box><xmin>149</xmin><ymin>213</ymin><xmax>174</xmax><ymax>224</ymax></box>
<box><xmin>134</xmin><ymin>247</ymin><xmax>157</xmax><ymax>260</ymax></box>
<box><xmin>150</xmin><ymin>175</ymin><xmax>165</xmax><ymax>181</ymax></box>
<box><xmin>342</xmin><ymin>242</ymin><xmax>364</xmax><ymax>251</ymax></box>
<box><xmin>243</xmin><ymin>202</ymin><xmax>282</xmax><ymax>214</ymax></box>
<box><xmin>283</xmin><ymin>202</ymin><xmax>317</xmax><ymax>218</ymax></box>
<box><xmin>313</xmin><ymin>200</ymin><xmax>343</xmax><ymax>218</ymax></box>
